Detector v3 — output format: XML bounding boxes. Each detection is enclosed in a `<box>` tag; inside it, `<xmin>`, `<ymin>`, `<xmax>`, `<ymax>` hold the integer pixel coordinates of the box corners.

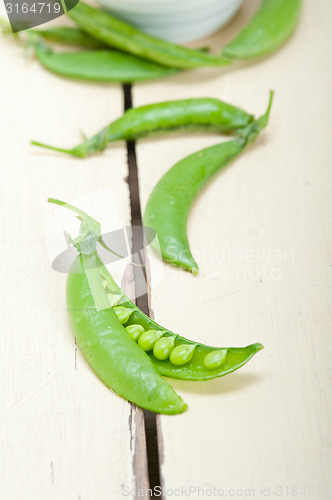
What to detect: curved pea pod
<box><xmin>31</xmin><ymin>97</ymin><xmax>254</xmax><ymax>158</ymax></box>
<box><xmin>222</xmin><ymin>0</ymin><xmax>303</xmax><ymax>60</ymax></box>
<box><xmin>29</xmin><ymin>39</ymin><xmax>180</xmax><ymax>84</ymax></box>
<box><xmin>67</xmin><ymin>1</ymin><xmax>231</xmax><ymax>69</ymax></box>
<box><xmin>66</xmin><ymin>253</ymin><xmax>187</xmax><ymax>415</ymax></box>
<box><xmin>143</xmin><ymin>92</ymin><xmax>274</xmax><ymax>273</ymax></box>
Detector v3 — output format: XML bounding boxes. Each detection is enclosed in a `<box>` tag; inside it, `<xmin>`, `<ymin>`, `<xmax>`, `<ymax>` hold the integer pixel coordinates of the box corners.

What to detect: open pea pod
<box><xmin>126</xmin><ymin>309</ymin><xmax>262</xmax><ymax>381</ymax></box>
<box><xmin>98</xmin><ymin>257</ymin><xmax>263</xmax><ymax>382</ymax></box>
<box><xmin>49</xmin><ymin>199</ymin><xmax>263</xmax><ymax>414</ymax></box>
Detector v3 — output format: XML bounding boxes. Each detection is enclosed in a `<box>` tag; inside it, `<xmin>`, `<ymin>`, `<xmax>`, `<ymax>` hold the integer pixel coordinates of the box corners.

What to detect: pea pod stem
<box><xmin>31</xmin><ymin>97</ymin><xmax>254</xmax><ymax>158</ymax></box>
<box><xmin>143</xmin><ymin>91</ymin><xmax>274</xmax><ymax>273</ymax></box>
<box><xmin>67</xmin><ymin>1</ymin><xmax>231</xmax><ymax>69</ymax></box>
<box><xmin>222</xmin><ymin>0</ymin><xmax>303</xmax><ymax>60</ymax></box>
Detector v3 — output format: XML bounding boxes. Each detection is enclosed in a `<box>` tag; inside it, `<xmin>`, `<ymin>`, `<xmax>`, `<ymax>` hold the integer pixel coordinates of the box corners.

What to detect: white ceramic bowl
<box><xmin>95</xmin><ymin>0</ymin><xmax>243</xmax><ymax>44</ymax></box>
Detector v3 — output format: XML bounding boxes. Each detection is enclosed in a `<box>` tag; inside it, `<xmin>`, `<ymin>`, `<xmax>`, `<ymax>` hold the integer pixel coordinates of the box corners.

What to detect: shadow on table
<box><xmin>166</xmin><ymin>371</ymin><xmax>264</xmax><ymax>396</ymax></box>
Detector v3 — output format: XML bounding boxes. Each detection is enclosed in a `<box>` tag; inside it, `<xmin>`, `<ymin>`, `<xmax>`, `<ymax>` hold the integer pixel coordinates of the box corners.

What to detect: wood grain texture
<box><xmin>133</xmin><ymin>0</ymin><xmax>332</xmax><ymax>497</ymax></box>
<box><xmin>0</xmin><ymin>6</ymin><xmax>148</xmax><ymax>498</ymax></box>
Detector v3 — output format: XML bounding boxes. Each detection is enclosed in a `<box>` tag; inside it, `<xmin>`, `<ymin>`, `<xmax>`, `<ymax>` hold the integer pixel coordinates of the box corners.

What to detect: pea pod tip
<box><xmin>251</xmin><ymin>343</ymin><xmax>264</xmax><ymax>352</ymax></box>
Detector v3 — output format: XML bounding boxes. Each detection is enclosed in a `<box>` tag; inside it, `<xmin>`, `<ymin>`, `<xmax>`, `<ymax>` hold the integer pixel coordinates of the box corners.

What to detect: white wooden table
<box><xmin>0</xmin><ymin>1</ymin><xmax>331</xmax><ymax>499</ymax></box>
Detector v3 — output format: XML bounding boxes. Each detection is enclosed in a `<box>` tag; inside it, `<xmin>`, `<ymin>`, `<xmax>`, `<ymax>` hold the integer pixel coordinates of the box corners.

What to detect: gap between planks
<box><xmin>123</xmin><ymin>84</ymin><xmax>164</xmax><ymax>499</ymax></box>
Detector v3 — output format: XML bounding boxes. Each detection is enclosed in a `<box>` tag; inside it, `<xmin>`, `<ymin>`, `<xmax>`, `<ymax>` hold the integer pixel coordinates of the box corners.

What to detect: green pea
<box><xmin>107</xmin><ymin>292</ymin><xmax>120</xmax><ymax>307</ymax></box>
<box><xmin>138</xmin><ymin>330</ymin><xmax>163</xmax><ymax>352</ymax></box>
<box><xmin>153</xmin><ymin>336</ymin><xmax>176</xmax><ymax>361</ymax></box>
<box><xmin>203</xmin><ymin>349</ymin><xmax>227</xmax><ymax>370</ymax></box>
<box><xmin>170</xmin><ymin>344</ymin><xmax>196</xmax><ymax>366</ymax></box>
<box><xmin>125</xmin><ymin>324</ymin><xmax>145</xmax><ymax>342</ymax></box>
<box><xmin>113</xmin><ymin>306</ymin><xmax>132</xmax><ymax>325</ymax></box>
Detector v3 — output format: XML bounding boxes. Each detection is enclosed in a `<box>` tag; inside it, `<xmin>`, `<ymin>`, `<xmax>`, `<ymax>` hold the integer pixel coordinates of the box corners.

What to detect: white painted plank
<box><xmin>0</xmin><ymin>9</ymin><xmax>148</xmax><ymax>499</ymax></box>
<box><xmin>133</xmin><ymin>0</ymin><xmax>332</xmax><ymax>497</ymax></box>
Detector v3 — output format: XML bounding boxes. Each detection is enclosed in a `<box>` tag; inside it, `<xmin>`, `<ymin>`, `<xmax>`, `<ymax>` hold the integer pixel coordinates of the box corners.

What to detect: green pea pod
<box><xmin>67</xmin><ymin>252</ymin><xmax>187</xmax><ymax>415</ymax></box>
<box><xmin>222</xmin><ymin>0</ymin><xmax>303</xmax><ymax>60</ymax></box>
<box><xmin>49</xmin><ymin>199</ymin><xmax>263</xmax><ymax>414</ymax></box>
<box><xmin>31</xmin><ymin>97</ymin><xmax>254</xmax><ymax>158</ymax></box>
<box><xmin>143</xmin><ymin>91</ymin><xmax>274</xmax><ymax>273</ymax></box>
<box><xmin>67</xmin><ymin>1</ymin><xmax>231</xmax><ymax>69</ymax></box>
<box><xmin>114</xmin><ymin>296</ymin><xmax>263</xmax><ymax>381</ymax></box>
<box><xmin>29</xmin><ymin>26</ymin><xmax>105</xmax><ymax>48</ymax></box>
<box><xmin>29</xmin><ymin>38</ymin><xmax>179</xmax><ymax>83</ymax></box>
<box><xmin>99</xmin><ymin>256</ymin><xmax>263</xmax><ymax>381</ymax></box>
